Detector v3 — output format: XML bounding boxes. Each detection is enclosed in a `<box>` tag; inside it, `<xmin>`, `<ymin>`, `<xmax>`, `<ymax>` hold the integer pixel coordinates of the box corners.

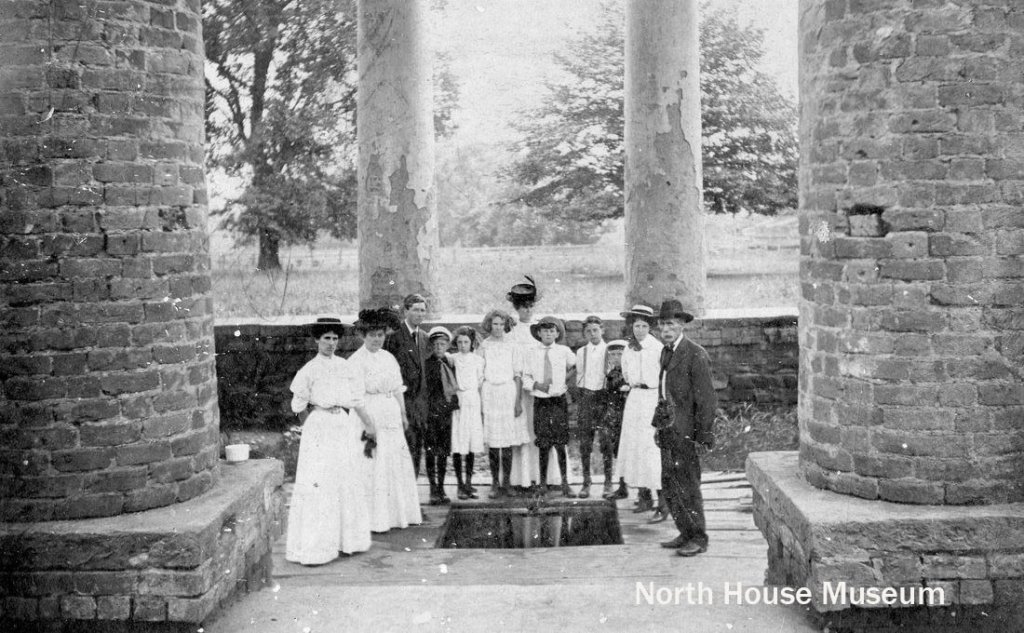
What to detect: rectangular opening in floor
<box><xmin>436</xmin><ymin>497</ymin><xmax>623</xmax><ymax>548</ymax></box>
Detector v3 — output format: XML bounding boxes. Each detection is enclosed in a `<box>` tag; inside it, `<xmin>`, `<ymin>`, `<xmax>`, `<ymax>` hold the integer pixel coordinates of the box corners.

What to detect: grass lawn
<box><xmin>210</xmin><ymin>215</ymin><xmax>799</xmax><ymax>320</ymax></box>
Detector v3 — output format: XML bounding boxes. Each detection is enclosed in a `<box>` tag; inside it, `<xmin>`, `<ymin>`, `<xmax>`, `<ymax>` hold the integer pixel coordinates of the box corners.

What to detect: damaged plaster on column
<box><xmin>624</xmin><ymin>0</ymin><xmax>705</xmax><ymax>312</ymax></box>
<box><xmin>357</xmin><ymin>0</ymin><xmax>439</xmax><ymax>310</ymax></box>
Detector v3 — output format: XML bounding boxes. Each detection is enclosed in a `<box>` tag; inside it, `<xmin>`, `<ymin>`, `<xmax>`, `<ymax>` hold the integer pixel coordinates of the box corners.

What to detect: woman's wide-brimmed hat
<box><xmin>354</xmin><ymin>308</ymin><xmax>401</xmax><ymax>333</ymax></box>
<box><xmin>657</xmin><ymin>299</ymin><xmax>695</xmax><ymax>324</ymax></box>
<box><xmin>309</xmin><ymin>316</ymin><xmax>347</xmax><ymax>338</ymax></box>
<box><xmin>619</xmin><ymin>304</ymin><xmax>657</xmax><ymax>323</ymax></box>
<box><xmin>507</xmin><ymin>274</ymin><xmax>538</xmax><ymax>302</ymax></box>
<box><xmin>530</xmin><ymin>315</ymin><xmax>566</xmax><ymax>343</ymax></box>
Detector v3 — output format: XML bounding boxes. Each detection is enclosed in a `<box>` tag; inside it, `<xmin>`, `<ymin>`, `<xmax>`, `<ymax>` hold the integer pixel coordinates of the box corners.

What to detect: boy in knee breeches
<box><xmin>523</xmin><ymin>316</ymin><xmax>577</xmax><ymax>497</ymax></box>
<box><xmin>573</xmin><ymin>316</ymin><xmax>608</xmax><ymax>498</ymax></box>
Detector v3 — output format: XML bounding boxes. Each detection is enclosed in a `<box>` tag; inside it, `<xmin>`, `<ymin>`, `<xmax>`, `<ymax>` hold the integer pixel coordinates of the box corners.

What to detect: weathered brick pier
<box><xmin>0</xmin><ymin>0</ymin><xmax>283</xmax><ymax>628</ymax></box>
<box><xmin>749</xmin><ymin>1</ymin><xmax>1024</xmax><ymax>630</ymax></box>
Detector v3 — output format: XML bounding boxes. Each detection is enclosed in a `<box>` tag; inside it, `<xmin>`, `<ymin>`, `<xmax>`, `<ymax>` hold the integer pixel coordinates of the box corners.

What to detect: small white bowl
<box><xmin>225</xmin><ymin>444</ymin><xmax>250</xmax><ymax>463</ymax></box>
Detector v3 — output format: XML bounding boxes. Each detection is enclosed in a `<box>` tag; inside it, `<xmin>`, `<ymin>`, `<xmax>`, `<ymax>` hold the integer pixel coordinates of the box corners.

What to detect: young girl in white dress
<box><xmin>349</xmin><ymin>309</ymin><xmax>422</xmax><ymax>532</ymax></box>
<box><xmin>614</xmin><ymin>305</ymin><xmax>665</xmax><ymax>513</ymax></box>
<box><xmin>450</xmin><ymin>326</ymin><xmax>485</xmax><ymax>500</ymax></box>
<box><xmin>286</xmin><ymin>317</ymin><xmax>374</xmax><ymax>565</ymax></box>
<box><xmin>477</xmin><ymin>309</ymin><xmax>526</xmax><ymax>498</ymax></box>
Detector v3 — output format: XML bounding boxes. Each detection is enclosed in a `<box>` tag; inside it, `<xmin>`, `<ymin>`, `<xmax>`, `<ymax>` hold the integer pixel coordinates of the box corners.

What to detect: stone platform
<box><xmin>202</xmin><ymin>473</ymin><xmax>824</xmax><ymax>633</ymax></box>
<box><xmin>747</xmin><ymin>452</ymin><xmax>1024</xmax><ymax>632</ymax></box>
<box><xmin>0</xmin><ymin>460</ymin><xmax>284</xmax><ymax>631</ymax></box>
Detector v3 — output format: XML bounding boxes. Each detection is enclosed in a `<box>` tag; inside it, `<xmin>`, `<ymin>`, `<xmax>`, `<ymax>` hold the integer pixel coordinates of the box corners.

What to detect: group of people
<box><xmin>283</xmin><ymin>276</ymin><xmax>718</xmax><ymax>565</ymax></box>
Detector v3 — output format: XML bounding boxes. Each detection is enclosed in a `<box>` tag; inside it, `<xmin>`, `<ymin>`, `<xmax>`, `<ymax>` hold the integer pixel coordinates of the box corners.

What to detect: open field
<box><xmin>210</xmin><ymin>215</ymin><xmax>799</xmax><ymax>321</ymax></box>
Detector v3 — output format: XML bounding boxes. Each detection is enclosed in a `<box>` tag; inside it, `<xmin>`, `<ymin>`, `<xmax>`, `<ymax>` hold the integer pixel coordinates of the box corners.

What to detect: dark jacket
<box><xmin>425</xmin><ymin>354</ymin><xmax>459</xmax><ymax>419</ymax></box>
<box><xmin>384</xmin><ymin>323</ymin><xmax>428</xmax><ymax>417</ymax></box>
<box><xmin>662</xmin><ymin>337</ymin><xmax>717</xmax><ymax>449</ymax></box>
<box><xmin>602</xmin><ymin>366</ymin><xmax>627</xmax><ymax>429</ymax></box>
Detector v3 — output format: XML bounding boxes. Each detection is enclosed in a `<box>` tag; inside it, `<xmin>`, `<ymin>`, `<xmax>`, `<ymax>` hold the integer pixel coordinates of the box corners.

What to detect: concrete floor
<box><xmin>204</xmin><ymin>474</ymin><xmax>822</xmax><ymax>633</ymax></box>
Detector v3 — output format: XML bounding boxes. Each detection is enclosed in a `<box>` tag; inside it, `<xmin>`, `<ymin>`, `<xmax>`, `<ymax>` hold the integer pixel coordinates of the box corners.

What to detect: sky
<box><xmin>434</xmin><ymin>0</ymin><xmax>799</xmax><ymax>144</ymax></box>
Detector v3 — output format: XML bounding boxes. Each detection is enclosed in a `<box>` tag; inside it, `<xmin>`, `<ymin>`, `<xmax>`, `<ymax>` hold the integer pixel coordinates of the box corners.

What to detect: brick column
<box><xmin>356</xmin><ymin>0</ymin><xmax>439</xmax><ymax>311</ymax></box>
<box><xmin>623</xmin><ymin>0</ymin><xmax>705</xmax><ymax>311</ymax></box>
<box><xmin>748</xmin><ymin>1</ymin><xmax>1024</xmax><ymax>626</ymax></box>
<box><xmin>798</xmin><ymin>0</ymin><xmax>1024</xmax><ymax>505</ymax></box>
<box><xmin>0</xmin><ymin>0</ymin><xmax>218</xmax><ymax>522</ymax></box>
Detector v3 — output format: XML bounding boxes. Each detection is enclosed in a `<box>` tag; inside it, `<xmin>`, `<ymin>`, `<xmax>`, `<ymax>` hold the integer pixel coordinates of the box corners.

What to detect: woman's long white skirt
<box><xmin>614</xmin><ymin>389</ymin><xmax>662</xmax><ymax>490</ymax></box>
<box><xmin>286</xmin><ymin>409</ymin><xmax>371</xmax><ymax>564</ymax></box>
<box><xmin>366</xmin><ymin>393</ymin><xmax>422</xmax><ymax>532</ymax></box>
<box><xmin>451</xmin><ymin>388</ymin><xmax>485</xmax><ymax>454</ymax></box>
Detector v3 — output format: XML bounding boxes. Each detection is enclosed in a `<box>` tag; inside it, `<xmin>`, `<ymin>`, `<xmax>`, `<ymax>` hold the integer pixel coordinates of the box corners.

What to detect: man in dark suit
<box><xmin>654</xmin><ymin>299</ymin><xmax>718</xmax><ymax>557</ymax></box>
<box><xmin>384</xmin><ymin>293</ymin><xmax>429</xmax><ymax>477</ymax></box>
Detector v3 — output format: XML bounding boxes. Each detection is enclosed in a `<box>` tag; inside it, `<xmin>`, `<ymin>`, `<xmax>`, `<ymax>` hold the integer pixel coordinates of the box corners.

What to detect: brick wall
<box><xmin>0</xmin><ymin>0</ymin><xmax>218</xmax><ymax>521</ymax></box>
<box><xmin>213</xmin><ymin>309</ymin><xmax>798</xmax><ymax>431</ymax></box>
<box><xmin>798</xmin><ymin>0</ymin><xmax>1024</xmax><ymax>504</ymax></box>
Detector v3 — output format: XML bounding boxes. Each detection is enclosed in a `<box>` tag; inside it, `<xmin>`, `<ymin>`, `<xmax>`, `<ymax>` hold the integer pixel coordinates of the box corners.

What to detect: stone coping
<box><xmin>747</xmin><ymin>452</ymin><xmax>1024</xmax><ymax>550</ymax></box>
<box><xmin>0</xmin><ymin>460</ymin><xmax>284</xmax><ymax>571</ymax></box>
<box><xmin>215</xmin><ymin>306</ymin><xmax>800</xmax><ymax>328</ymax></box>
<box><xmin>747</xmin><ymin>452</ymin><xmax>1024</xmax><ymax>613</ymax></box>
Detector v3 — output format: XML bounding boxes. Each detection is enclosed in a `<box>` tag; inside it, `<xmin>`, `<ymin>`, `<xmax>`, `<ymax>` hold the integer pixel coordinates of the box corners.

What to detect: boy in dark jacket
<box><xmin>424</xmin><ymin>326</ymin><xmax>458</xmax><ymax>505</ymax></box>
<box><xmin>601</xmin><ymin>340</ymin><xmax>629</xmax><ymax>499</ymax></box>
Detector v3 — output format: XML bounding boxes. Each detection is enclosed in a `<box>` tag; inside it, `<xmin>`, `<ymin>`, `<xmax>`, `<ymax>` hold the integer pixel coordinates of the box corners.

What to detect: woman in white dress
<box><xmin>613</xmin><ymin>305</ymin><xmax>665</xmax><ymax>513</ymax></box>
<box><xmin>504</xmin><ymin>276</ymin><xmax>561</xmax><ymax>490</ymax></box>
<box><xmin>286</xmin><ymin>317</ymin><xmax>374</xmax><ymax>565</ymax></box>
<box><xmin>450</xmin><ymin>326</ymin><xmax>485</xmax><ymax>500</ymax></box>
<box><xmin>477</xmin><ymin>309</ymin><xmax>527</xmax><ymax>498</ymax></box>
<box><xmin>349</xmin><ymin>309</ymin><xmax>422</xmax><ymax>533</ymax></box>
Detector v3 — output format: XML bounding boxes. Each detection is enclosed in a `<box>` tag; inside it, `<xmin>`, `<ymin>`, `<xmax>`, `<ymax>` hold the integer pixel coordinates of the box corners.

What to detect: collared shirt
<box><xmin>522</xmin><ymin>343</ymin><xmax>576</xmax><ymax>398</ymax></box>
<box><xmin>289</xmin><ymin>354</ymin><xmax>365</xmax><ymax>413</ymax></box>
<box><xmin>575</xmin><ymin>341</ymin><xmax>607</xmax><ymax>390</ymax></box>
<box><xmin>621</xmin><ymin>334</ymin><xmax>663</xmax><ymax>389</ymax></box>
<box><xmin>348</xmin><ymin>346</ymin><xmax>405</xmax><ymax>396</ymax></box>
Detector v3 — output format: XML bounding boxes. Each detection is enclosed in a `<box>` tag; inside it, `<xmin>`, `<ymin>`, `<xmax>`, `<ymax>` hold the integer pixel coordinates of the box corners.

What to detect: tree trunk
<box><xmin>623</xmin><ymin>0</ymin><xmax>705</xmax><ymax>313</ymax></box>
<box><xmin>356</xmin><ymin>0</ymin><xmax>439</xmax><ymax>312</ymax></box>
<box><xmin>257</xmin><ymin>229</ymin><xmax>282</xmax><ymax>272</ymax></box>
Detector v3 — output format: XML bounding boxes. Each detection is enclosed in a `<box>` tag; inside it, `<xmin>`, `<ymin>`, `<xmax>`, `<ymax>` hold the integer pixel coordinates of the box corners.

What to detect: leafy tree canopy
<box><xmin>205</xmin><ymin>0</ymin><xmax>459</xmax><ymax>270</ymax></box>
<box><xmin>503</xmin><ymin>1</ymin><xmax>798</xmax><ymax>237</ymax></box>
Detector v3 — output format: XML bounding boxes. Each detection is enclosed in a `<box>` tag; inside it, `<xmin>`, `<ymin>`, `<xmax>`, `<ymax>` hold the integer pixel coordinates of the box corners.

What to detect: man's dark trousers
<box><xmin>661</xmin><ymin>439</ymin><xmax>707</xmax><ymax>547</ymax></box>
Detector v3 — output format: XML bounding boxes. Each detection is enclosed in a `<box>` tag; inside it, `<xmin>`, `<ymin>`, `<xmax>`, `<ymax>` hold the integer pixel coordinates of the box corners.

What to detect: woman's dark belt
<box><xmin>311</xmin><ymin>404</ymin><xmax>350</xmax><ymax>415</ymax></box>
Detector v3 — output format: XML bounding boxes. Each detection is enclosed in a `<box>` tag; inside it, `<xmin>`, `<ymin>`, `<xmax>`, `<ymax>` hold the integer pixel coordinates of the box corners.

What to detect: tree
<box><xmin>435</xmin><ymin>143</ymin><xmax>598</xmax><ymax>247</ymax></box>
<box><xmin>204</xmin><ymin>0</ymin><xmax>358</xmax><ymax>271</ymax></box>
<box><xmin>700</xmin><ymin>6</ymin><xmax>798</xmax><ymax>216</ymax></box>
<box><xmin>205</xmin><ymin>0</ymin><xmax>459</xmax><ymax>271</ymax></box>
<box><xmin>504</xmin><ymin>1</ymin><xmax>797</xmax><ymax>235</ymax></box>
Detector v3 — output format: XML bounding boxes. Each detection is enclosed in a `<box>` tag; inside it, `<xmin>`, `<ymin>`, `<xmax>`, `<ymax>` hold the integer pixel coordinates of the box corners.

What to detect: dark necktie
<box><xmin>659</xmin><ymin>346</ymin><xmax>673</xmax><ymax>399</ymax></box>
<box><xmin>543</xmin><ymin>347</ymin><xmax>553</xmax><ymax>385</ymax></box>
